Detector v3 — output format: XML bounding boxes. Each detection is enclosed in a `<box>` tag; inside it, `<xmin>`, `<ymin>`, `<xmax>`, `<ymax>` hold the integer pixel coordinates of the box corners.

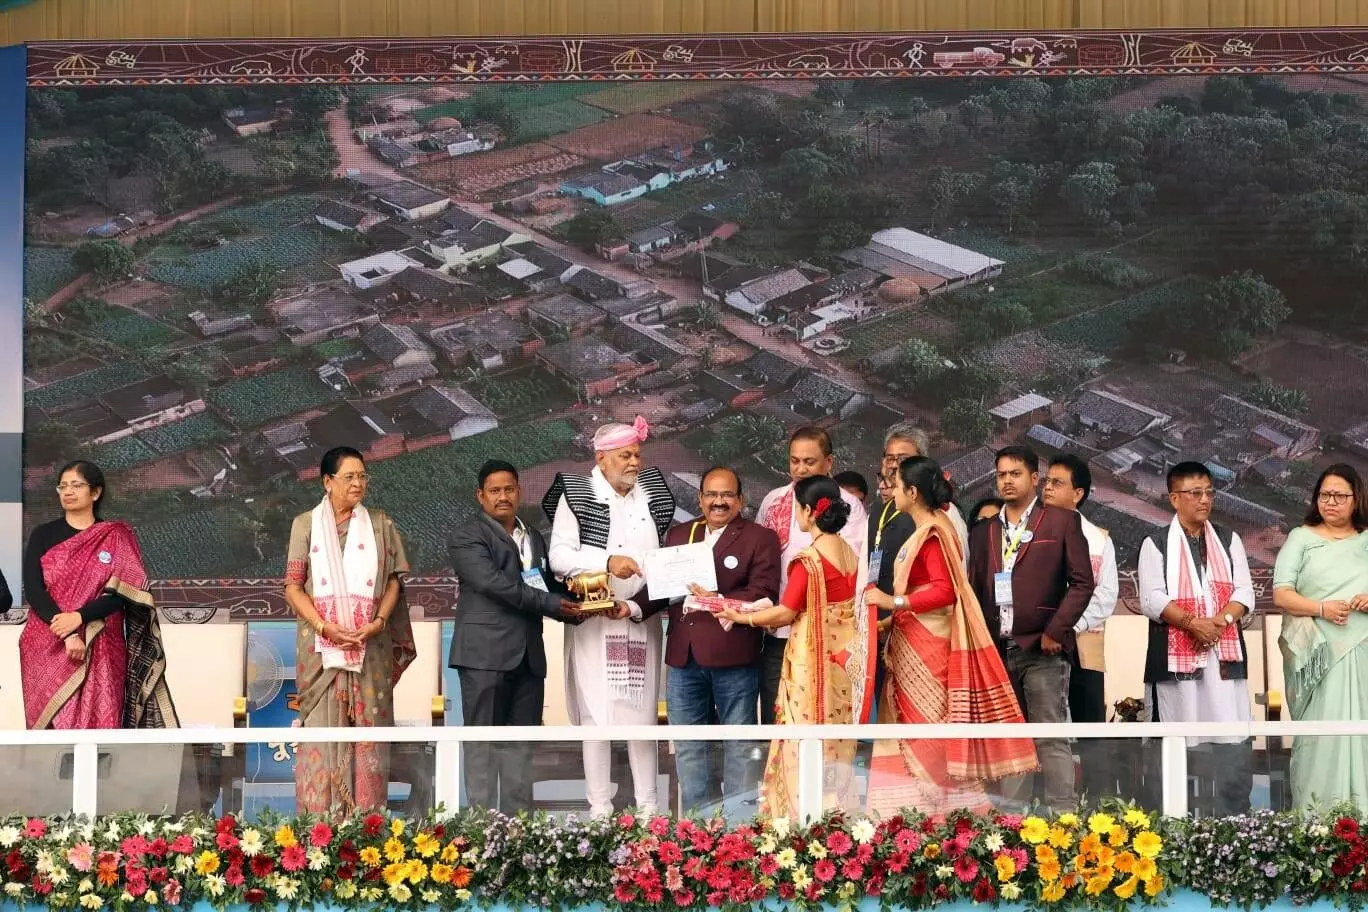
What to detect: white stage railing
<box><xmin>0</xmin><ymin>720</ymin><xmax>1357</xmax><ymax>821</ymax></box>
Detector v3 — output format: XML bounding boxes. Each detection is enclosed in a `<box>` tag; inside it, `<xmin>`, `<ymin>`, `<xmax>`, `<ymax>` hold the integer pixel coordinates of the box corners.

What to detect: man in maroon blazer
<box><xmin>967</xmin><ymin>445</ymin><xmax>1095</xmax><ymax>810</ymax></box>
<box><xmin>661</xmin><ymin>465</ymin><xmax>781</xmax><ymax>816</ymax></box>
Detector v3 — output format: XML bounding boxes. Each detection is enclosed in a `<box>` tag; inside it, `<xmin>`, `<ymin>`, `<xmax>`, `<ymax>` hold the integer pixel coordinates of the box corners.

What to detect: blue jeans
<box><xmin>667</xmin><ymin>658</ymin><xmax>760</xmax><ymax>817</ymax></box>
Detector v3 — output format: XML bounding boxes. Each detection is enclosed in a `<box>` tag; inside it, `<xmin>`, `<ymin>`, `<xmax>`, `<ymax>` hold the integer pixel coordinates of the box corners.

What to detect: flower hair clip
<box><xmin>813</xmin><ymin>497</ymin><xmax>832</xmax><ymax>518</ymax></box>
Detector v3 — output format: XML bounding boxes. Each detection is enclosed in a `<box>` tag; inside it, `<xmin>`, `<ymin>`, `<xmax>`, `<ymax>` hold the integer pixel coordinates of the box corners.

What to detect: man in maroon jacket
<box><xmin>968</xmin><ymin>445</ymin><xmax>1095</xmax><ymax>810</ymax></box>
<box><xmin>661</xmin><ymin>465</ymin><xmax>781</xmax><ymax>816</ymax></box>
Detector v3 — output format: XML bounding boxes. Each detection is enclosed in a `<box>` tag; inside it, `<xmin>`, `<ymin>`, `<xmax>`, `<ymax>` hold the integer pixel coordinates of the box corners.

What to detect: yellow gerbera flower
<box><xmin>1145</xmin><ymin>874</ymin><xmax>1166</xmax><ymax>897</ymax></box>
<box><xmin>390</xmin><ymin>819</ymin><xmax>405</xmax><ymax>837</ymax></box>
<box><xmin>382</xmin><ymin>863</ymin><xmax>406</xmax><ymax>887</ymax></box>
<box><xmin>995</xmin><ymin>855</ymin><xmax>1017</xmax><ymax>882</ymax></box>
<box><xmin>1114</xmin><ymin>851</ymin><xmax>1137</xmax><ymax>874</ymax></box>
<box><xmin>1038</xmin><ymin>860</ymin><xmax>1062</xmax><ymax>882</ymax></box>
<box><xmin>1087</xmin><ymin>813</ymin><xmax>1116</xmax><ymax>836</ymax></box>
<box><xmin>1035</xmin><ymin>844</ymin><xmax>1058</xmax><ymax>864</ymax></box>
<box><xmin>1085</xmin><ymin>874</ymin><xmax>1112</xmax><ymax>896</ymax></box>
<box><xmin>384</xmin><ymin>837</ymin><xmax>406</xmax><ymax>863</ymax></box>
<box><xmin>430</xmin><ymin>864</ymin><xmax>453</xmax><ymax>884</ymax></box>
<box><xmin>1048</xmin><ymin>827</ymin><xmax>1073</xmax><ymax>849</ymax></box>
<box><xmin>1114</xmin><ymin>875</ymin><xmax>1140</xmax><ymax>899</ymax></box>
<box><xmin>1107</xmin><ymin>825</ymin><xmax>1130</xmax><ymax>846</ymax></box>
<box><xmin>1056</xmin><ymin>813</ymin><xmax>1080</xmax><ymax>828</ymax></box>
<box><xmin>359</xmin><ymin>846</ymin><xmax>382</xmax><ymax>868</ymax></box>
<box><xmin>1041</xmin><ymin>882</ymin><xmax>1066</xmax><ymax>903</ymax></box>
<box><xmin>412</xmin><ymin>833</ymin><xmax>439</xmax><ymax>859</ymax></box>
<box><xmin>273</xmin><ymin>825</ymin><xmax>297</xmax><ymax>849</ymax></box>
<box><xmin>194</xmin><ymin>852</ymin><xmax>221</xmax><ymax>876</ymax></box>
<box><xmin>1133</xmin><ymin>831</ymin><xmax>1163</xmax><ymax>860</ymax></box>
<box><xmin>1019</xmin><ymin>817</ymin><xmax>1050</xmax><ymax>845</ymax></box>
<box><xmin>1136</xmin><ymin>858</ymin><xmax>1158</xmax><ymax>881</ymax></box>
<box><xmin>1123</xmin><ymin>809</ymin><xmax>1152</xmax><ymax>829</ymax></box>
<box><xmin>440</xmin><ymin>843</ymin><xmax>460</xmax><ymax>863</ymax></box>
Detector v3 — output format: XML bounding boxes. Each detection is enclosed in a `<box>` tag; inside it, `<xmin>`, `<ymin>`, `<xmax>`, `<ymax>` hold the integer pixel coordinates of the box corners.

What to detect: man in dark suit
<box><xmin>967</xmin><ymin>445</ymin><xmax>1095</xmax><ymax>810</ymax></box>
<box><xmin>447</xmin><ymin>459</ymin><xmax>584</xmax><ymax>813</ymax></box>
<box><xmin>661</xmin><ymin>465</ymin><xmax>781</xmax><ymax>816</ymax></box>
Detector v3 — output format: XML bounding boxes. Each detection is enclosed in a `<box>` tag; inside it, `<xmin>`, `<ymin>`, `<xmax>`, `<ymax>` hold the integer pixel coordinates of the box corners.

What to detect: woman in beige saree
<box><xmin>720</xmin><ymin>475</ymin><xmax>872</xmax><ymax>819</ymax></box>
<box><xmin>283</xmin><ymin>446</ymin><xmax>416</xmax><ymax>815</ymax></box>
<box><xmin>864</xmin><ymin>457</ymin><xmax>1036</xmax><ymax>816</ymax></box>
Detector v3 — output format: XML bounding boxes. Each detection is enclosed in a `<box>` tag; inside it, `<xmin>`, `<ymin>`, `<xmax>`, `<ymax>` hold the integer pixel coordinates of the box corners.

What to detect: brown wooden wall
<box><xmin>4</xmin><ymin>0</ymin><xmax>1368</xmax><ymax>44</ymax></box>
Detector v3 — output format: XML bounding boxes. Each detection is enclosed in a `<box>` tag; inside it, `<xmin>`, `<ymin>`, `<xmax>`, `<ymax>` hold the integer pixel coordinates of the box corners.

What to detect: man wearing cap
<box><xmin>543</xmin><ymin>416</ymin><xmax>676</xmax><ymax>817</ymax></box>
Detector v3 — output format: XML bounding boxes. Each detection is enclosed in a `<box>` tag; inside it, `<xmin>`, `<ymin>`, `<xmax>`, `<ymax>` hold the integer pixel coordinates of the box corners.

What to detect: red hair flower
<box><xmin>813</xmin><ymin>497</ymin><xmax>832</xmax><ymax>518</ymax></box>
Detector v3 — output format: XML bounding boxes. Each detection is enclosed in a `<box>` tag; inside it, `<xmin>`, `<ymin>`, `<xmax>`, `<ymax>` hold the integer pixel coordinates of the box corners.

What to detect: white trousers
<box><xmin>583</xmin><ymin>740</ymin><xmax>659</xmax><ymax>817</ymax></box>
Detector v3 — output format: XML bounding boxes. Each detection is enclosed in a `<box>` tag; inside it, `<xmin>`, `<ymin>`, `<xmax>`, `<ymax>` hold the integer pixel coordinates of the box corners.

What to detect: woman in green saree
<box><xmin>1274</xmin><ymin>464</ymin><xmax>1368</xmax><ymax>809</ymax></box>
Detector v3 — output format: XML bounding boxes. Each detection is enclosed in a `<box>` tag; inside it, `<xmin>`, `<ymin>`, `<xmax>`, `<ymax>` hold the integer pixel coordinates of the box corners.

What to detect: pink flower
<box><xmin>657</xmin><ymin>841</ymin><xmax>682</xmax><ymax>865</ymax></box>
<box><xmin>664</xmin><ymin>865</ymin><xmax>684</xmax><ymax>892</ymax></box>
<box><xmin>1010</xmin><ymin>847</ymin><xmax>1029</xmax><ymax>870</ymax></box>
<box><xmin>705</xmin><ymin>890</ymin><xmax>725</xmax><ymax>906</ymax></box>
<box><xmin>169</xmin><ymin>836</ymin><xmax>194</xmax><ymax>856</ymax></box>
<box><xmin>841</xmin><ymin>859</ymin><xmax>864</xmax><ymax>880</ymax></box>
<box><xmin>281</xmin><ymin>845</ymin><xmax>307</xmax><ymax>872</ymax></box>
<box><xmin>894</xmin><ymin>829</ymin><xmax>922</xmax><ymax>853</ymax></box>
<box><xmin>953</xmin><ymin>855</ymin><xmax>979</xmax><ymax>883</ymax></box>
<box><xmin>309</xmin><ymin>822</ymin><xmax>334</xmax><ymax>848</ymax></box>
<box><xmin>24</xmin><ymin>819</ymin><xmax>46</xmax><ymax>839</ymax></box>
<box><xmin>215</xmin><ymin>831</ymin><xmax>239</xmax><ymax>851</ymax></box>
<box><xmin>224</xmin><ymin>865</ymin><xmax>245</xmax><ymax>888</ymax></box>
<box><xmin>758</xmin><ymin>855</ymin><xmax>779</xmax><ymax>877</ymax></box>
<box><xmin>613</xmin><ymin>883</ymin><xmax>636</xmax><ymax>903</ymax></box>
<box><xmin>122</xmin><ymin>836</ymin><xmax>149</xmax><ymax>860</ymax></box>
<box><xmin>67</xmin><ymin>843</ymin><xmax>95</xmax><ymax>872</ymax></box>
<box><xmin>671</xmin><ymin>889</ymin><xmax>695</xmax><ymax>907</ymax></box>
<box><xmin>826</xmin><ymin>830</ymin><xmax>853</xmax><ymax>856</ymax></box>
<box><xmin>163</xmin><ymin>879</ymin><xmax>182</xmax><ymax>906</ymax></box>
<box><xmin>647</xmin><ymin>816</ymin><xmax>670</xmax><ymax>837</ymax></box>
<box><xmin>997</xmin><ymin>813</ymin><xmax>1024</xmax><ymax>830</ymax></box>
<box><xmin>617</xmin><ymin>813</ymin><xmax>637</xmax><ymax>830</ymax></box>
<box><xmin>813</xmin><ymin>859</ymin><xmax>837</xmax><ymax>883</ymax></box>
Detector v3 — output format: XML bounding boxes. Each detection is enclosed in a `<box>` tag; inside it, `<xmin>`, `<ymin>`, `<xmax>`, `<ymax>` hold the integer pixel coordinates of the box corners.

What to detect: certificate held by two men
<box><xmin>644</xmin><ymin>542</ymin><xmax>718</xmax><ymax>600</ymax></box>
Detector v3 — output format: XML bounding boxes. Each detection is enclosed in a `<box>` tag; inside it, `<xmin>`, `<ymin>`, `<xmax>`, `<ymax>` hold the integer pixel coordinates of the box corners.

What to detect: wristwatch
<box><xmin>893</xmin><ymin>596</ymin><xmax>906</xmax><ymax>609</ymax></box>
<box><xmin>1223</xmin><ymin>612</ymin><xmax>1235</xmax><ymax>625</ymax></box>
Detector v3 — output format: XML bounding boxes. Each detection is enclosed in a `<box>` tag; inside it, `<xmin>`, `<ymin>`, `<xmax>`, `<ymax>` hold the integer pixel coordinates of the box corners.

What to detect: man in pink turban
<box><xmin>542</xmin><ymin>416</ymin><xmax>676</xmax><ymax>817</ymax></box>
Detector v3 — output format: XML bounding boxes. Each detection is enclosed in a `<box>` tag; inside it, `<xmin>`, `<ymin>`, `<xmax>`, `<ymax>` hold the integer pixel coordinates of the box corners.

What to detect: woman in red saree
<box><xmin>20</xmin><ymin>460</ymin><xmax>177</xmax><ymax>730</ymax></box>
<box><xmin>864</xmin><ymin>457</ymin><xmax>1036</xmax><ymax>815</ymax></box>
<box><xmin>284</xmin><ymin>447</ymin><xmax>415</xmax><ymax>816</ymax></box>
<box><xmin>720</xmin><ymin>475</ymin><xmax>873</xmax><ymax>819</ymax></box>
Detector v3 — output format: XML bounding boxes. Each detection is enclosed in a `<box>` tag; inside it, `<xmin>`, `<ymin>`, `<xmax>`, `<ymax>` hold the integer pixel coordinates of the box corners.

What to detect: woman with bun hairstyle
<box><xmin>864</xmin><ymin>457</ymin><xmax>1036</xmax><ymax>815</ymax></box>
<box><xmin>720</xmin><ymin>475</ymin><xmax>871</xmax><ymax>817</ymax></box>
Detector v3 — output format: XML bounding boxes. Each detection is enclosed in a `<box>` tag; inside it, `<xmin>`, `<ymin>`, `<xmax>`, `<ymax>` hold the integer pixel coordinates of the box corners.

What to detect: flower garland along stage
<box><xmin>0</xmin><ymin>806</ymin><xmax>1365</xmax><ymax>911</ymax></box>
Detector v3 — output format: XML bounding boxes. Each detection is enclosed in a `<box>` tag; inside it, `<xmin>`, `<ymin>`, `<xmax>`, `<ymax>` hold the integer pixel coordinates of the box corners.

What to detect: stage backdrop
<box><xmin>11</xmin><ymin>32</ymin><xmax>1368</xmax><ymax>626</ymax></box>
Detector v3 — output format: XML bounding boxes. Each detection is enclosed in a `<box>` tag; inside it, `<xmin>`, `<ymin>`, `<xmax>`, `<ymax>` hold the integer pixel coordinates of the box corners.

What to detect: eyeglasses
<box><xmin>1319</xmin><ymin>491</ymin><xmax>1354</xmax><ymax>505</ymax></box>
<box><xmin>881</xmin><ymin>452</ymin><xmax>916</xmax><ymax>465</ymax></box>
<box><xmin>1175</xmin><ymin>488</ymin><xmax>1216</xmax><ymax>501</ymax></box>
<box><xmin>1042</xmin><ymin>478</ymin><xmax>1076</xmax><ymax>490</ymax></box>
<box><xmin>55</xmin><ymin>482</ymin><xmax>89</xmax><ymax>492</ymax></box>
<box><xmin>331</xmin><ymin>473</ymin><xmax>370</xmax><ymax>484</ymax></box>
<box><xmin>702</xmin><ymin>492</ymin><xmax>739</xmax><ymax>502</ymax></box>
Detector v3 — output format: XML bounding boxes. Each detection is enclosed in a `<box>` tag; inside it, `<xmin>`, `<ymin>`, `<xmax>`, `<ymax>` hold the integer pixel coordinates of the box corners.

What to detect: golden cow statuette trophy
<box><xmin>565</xmin><ymin>570</ymin><xmax>617</xmax><ymax>613</ymax></box>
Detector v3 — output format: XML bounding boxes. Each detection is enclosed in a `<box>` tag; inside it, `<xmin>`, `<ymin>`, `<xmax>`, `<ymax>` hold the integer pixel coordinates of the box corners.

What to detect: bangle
<box><xmin>313</xmin><ymin>618</ymin><xmax>325</xmax><ymax>634</ymax></box>
<box><xmin>1319</xmin><ymin>602</ymin><xmax>1325</xmax><ymax>618</ymax></box>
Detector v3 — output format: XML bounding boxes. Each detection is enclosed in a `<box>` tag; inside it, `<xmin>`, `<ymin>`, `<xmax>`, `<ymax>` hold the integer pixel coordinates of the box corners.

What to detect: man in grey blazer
<box><xmin>447</xmin><ymin>459</ymin><xmax>584</xmax><ymax>813</ymax></box>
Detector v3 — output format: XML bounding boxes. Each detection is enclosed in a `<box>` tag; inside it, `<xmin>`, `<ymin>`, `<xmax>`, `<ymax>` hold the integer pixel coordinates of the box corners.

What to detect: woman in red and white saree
<box><xmin>284</xmin><ymin>447</ymin><xmax>415</xmax><ymax>816</ymax></box>
<box><xmin>865</xmin><ymin>457</ymin><xmax>1036</xmax><ymax>816</ymax></box>
<box><xmin>21</xmin><ymin>461</ymin><xmax>177</xmax><ymax>731</ymax></box>
<box><xmin>720</xmin><ymin>475</ymin><xmax>874</xmax><ymax>819</ymax></box>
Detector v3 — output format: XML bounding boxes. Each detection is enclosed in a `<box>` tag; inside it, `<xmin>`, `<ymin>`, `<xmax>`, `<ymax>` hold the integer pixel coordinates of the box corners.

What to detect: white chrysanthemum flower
<box><xmin>142</xmin><ymin>889</ymin><xmax>158</xmax><ymax>905</ymax></box>
<box><xmin>851</xmin><ymin>820</ymin><xmax>875</xmax><ymax>844</ymax></box>
<box><xmin>775</xmin><ymin>848</ymin><xmax>797</xmax><ymax>869</ymax></box>
<box><xmin>239</xmin><ymin>829</ymin><xmax>265</xmax><ymax>856</ymax></box>
<box><xmin>275</xmin><ymin>877</ymin><xmax>299</xmax><ymax>900</ymax></box>
<box><xmin>307</xmin><ymin>848</ymin><xmax>329</xmax><ymax>871</ymax></box>
<box><xmin>79</xmin><ymin>894</ymin><xmax>104</xmax><ymax>909</ymax></box>
<box><xmin>454</xmin><ymin>888</ymin><xmax>472</xmax><ymax>902</ymax></box>
<box><xmin>985</xmin><ymin>833</ymin><xmax>1005</xmax><ymax>852</ymax></box>
<box><xmin>936</xmin><ymin>864</ymin><xmax>954</xmax><ymax>879</ymax></box>
<box><xmin>388</xmin><ymin>883</ymin><xmax>412</xmax><ymax>903</ymax></box>
<box><xmin>3</xmin><ymin>883</ymin><xmax>24</xmax><ymax>898</ymax></box>
<box><xmin>36</xmin><ymin>850</ymin><xmax>58</xmax><ymax>874</ymax></box>
<box><xmin>334</xmin><ymin>881</ymin><xmax>357</xmax><ymax>900</ymax></box>
<box><xmin>421</xmin><ymin>889</ymin><xmax>440</xmax><ymax>903</ymax></box>
<box><xmin>49</xmin><ymin>865</ymin><xmax>71</xmax><ymax>886</ymax></box>
<box><xmin>174</xmin><ymin>856</ymin><xmax>193</xmax><ymax>875</ymax></box>
<box><xmin>0</xmin><ymin>827</ymin><xmax>20</xmax><ymax>848</ymax></box>
<box><xmin>808</xmin><ymin>842</ymin><xmax>827</xmax><ymax>859</ymax></box>
<box><xmin>204</xmin><ymin>876</ymin><xmax>225</xmax><ymax>898</ymax></box>
<box><xmin>78</xmin><ymin>879</ymin><xmax>94</xmax><ymax>894</ymax></box>
<box><xmin>770</xmin><ymin>817</ymin><xmax>791</xmax><ymax>838</ymax></box>
<box><xmin>1002</xmin><ymin>883</ymin><xmax>1023</xmax><ymax>900</ymax></box>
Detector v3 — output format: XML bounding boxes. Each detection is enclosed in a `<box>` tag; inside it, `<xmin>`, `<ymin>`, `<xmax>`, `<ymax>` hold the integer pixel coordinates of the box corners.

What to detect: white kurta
<box><xmin>1138</xmin><ymin>528</ymin><xmax>1255</xmax><ymax>745</ymax></box>
<box><xmin>755</xmin><ymin>483</ymin><xmax>867</xmax><ymax>639</ymax></box>
<box><xmin>548</xmin><ymin>466</ymin><xmax>663</xmax><ymax>726</ymax></box>
<box><xmin>1075</xmin><ymin>514</ymin><xmax>1119</xmax><ymax>634</ymax></box>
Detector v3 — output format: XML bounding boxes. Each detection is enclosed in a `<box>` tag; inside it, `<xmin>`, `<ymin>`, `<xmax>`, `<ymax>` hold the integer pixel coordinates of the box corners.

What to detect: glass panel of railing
<box><xmin>233</xmin><ymin>738</ymin><xmax>437</xmax><ymax>821</ymax></box>
<box><xmin>811</xmin><ymin>736</ymin><xmax>1168</xmax><ymax>818</ymax></box>
<box><xmin>1183</xmin><ymin>728</ymin><xmax>1302</xmax><ymax>816</ymax></box>
<box><xmin>458</xmin><ymin>738</ymin><xmax>667</xmax><ymax>820</ymax></box>
<box><xmin>666</xmin><ymin>738</ymin><xmax>765</xmax><ymax>821</ymax></box>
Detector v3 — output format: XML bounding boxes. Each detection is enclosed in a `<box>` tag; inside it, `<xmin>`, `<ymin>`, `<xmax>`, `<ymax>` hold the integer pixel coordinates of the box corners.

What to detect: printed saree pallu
<box><xmin>20</xmin><ymin>520</ymin><xmax>176</xmax><ymax>731</ymax></box>
<box><xmin>762</xmin><ymin>547</ymin><xmax>872</xmax><ymax>819</ymax></box>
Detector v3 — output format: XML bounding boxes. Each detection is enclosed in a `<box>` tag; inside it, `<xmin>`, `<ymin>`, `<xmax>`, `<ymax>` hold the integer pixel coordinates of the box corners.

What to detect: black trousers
<box><xmin>759</xmin><ymin>636</ymin><xmax>786</xmax><ymax>725</ymax></box>
<box><xmin>1068</xmin><ymin>651</ymin><xmax>1110</xmax><ymax>803</ymax></box>
<box><xmin>457</xmin><ymin>651</ymin><xmax>543</xmax><ymax>814</ymax></box>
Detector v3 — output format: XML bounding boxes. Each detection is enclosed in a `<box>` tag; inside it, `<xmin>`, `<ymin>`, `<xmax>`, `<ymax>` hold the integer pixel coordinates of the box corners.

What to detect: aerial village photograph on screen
<box><xmin>19</xmin><ymin>67</ymin><xmax>1368</xmax><ymax>585</ymax></box>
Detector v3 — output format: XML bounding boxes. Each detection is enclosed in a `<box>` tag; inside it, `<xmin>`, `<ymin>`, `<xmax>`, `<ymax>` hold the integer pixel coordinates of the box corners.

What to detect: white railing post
<box><xmin>796</xmin><ymin>739</ymin><xmax>823</xmax><ymax>823</ymax></box>
<box><xmin>71</xmin><ymin>741</ymin><xmax>99</xmax><ymax>817</ymax></box>
<box><xmin>1160</xmin><ymin>735</ymin><xmax>1189</xmax><ymax>818</ymax></box>
<box><xmin>434</xmin><ymin>739</ymin><xmax>462</xmax><ymax>812</ymax></box>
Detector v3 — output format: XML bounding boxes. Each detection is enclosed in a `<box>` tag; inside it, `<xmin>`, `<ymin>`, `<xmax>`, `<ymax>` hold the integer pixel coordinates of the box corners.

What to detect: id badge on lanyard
<box><xmin>522</xmin><ymin>568</ymin><xmax>549</xmax><ymax>591</ymax></box>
